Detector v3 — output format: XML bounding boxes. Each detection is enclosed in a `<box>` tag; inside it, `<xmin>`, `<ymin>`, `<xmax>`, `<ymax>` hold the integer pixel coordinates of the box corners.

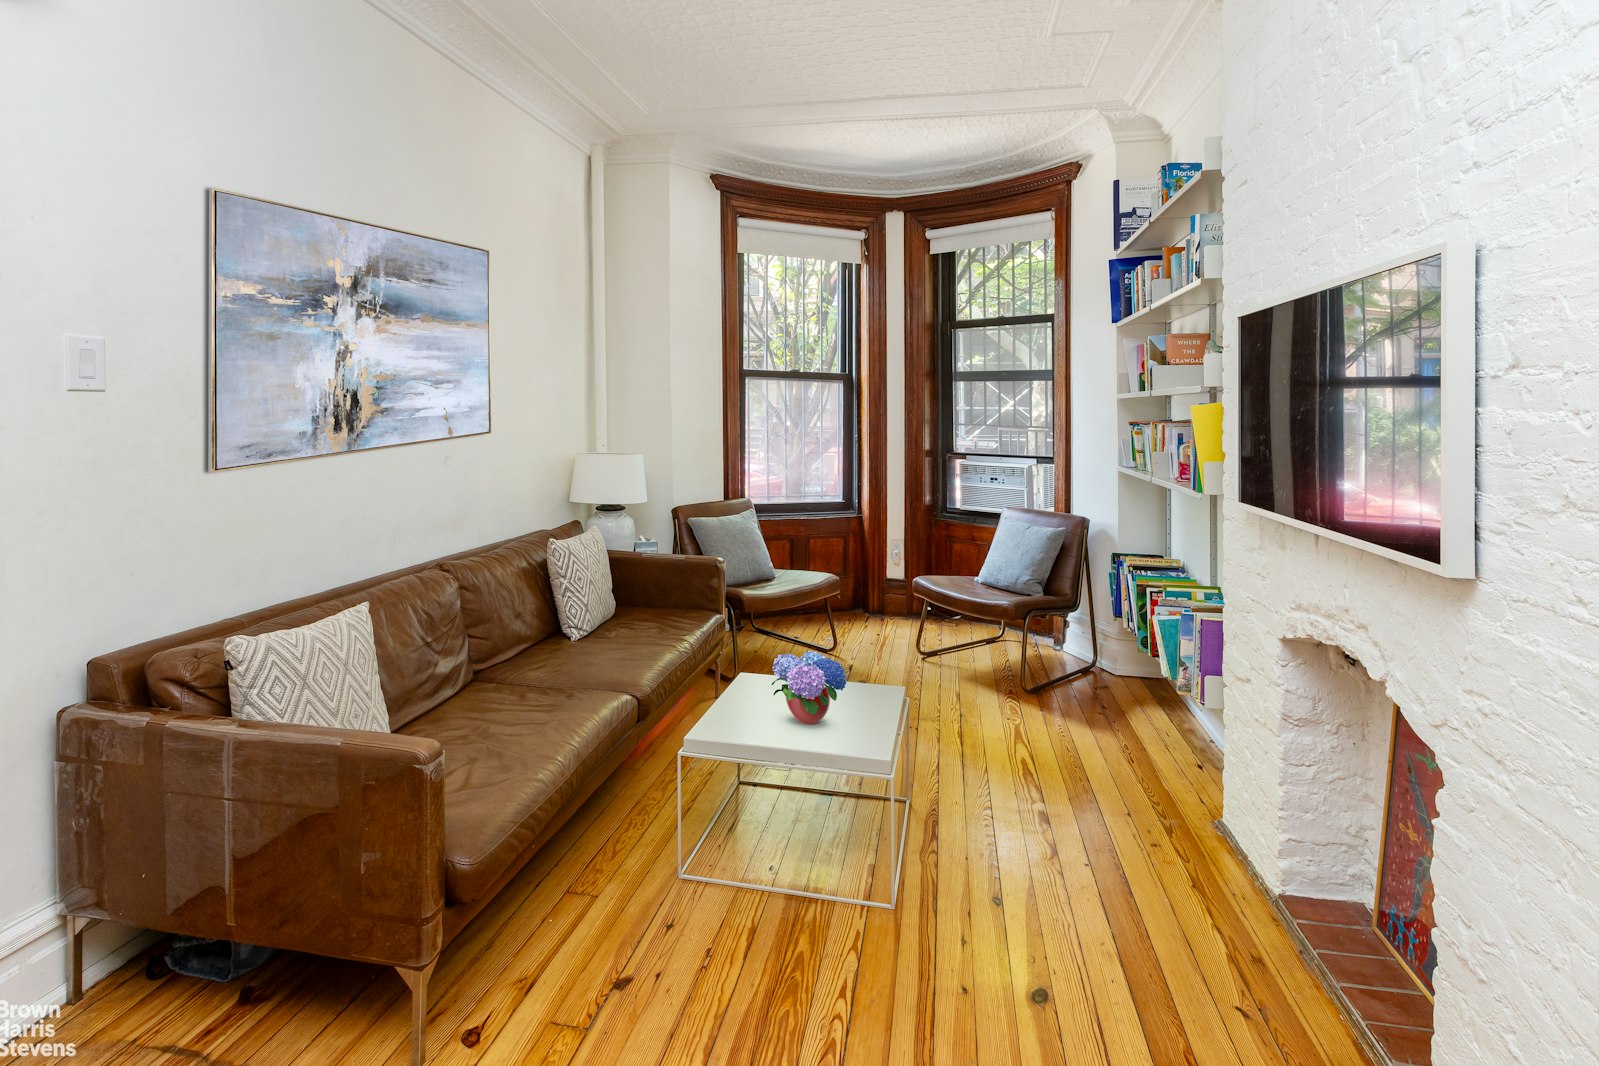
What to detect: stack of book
<box><xmin>1123</xmin><ymin>332</ymin><xmax>1209</xmax><ymax>392</ymax></box>
<box><xmin>1109</xmin><ymin>209</ymin><xmax>1225</xmax><ymax>319</ymax></box>
<box><xmin>1110</xmin><ymin>553</ymin><xmax>1224</xmax><ymax>704</ymax></box>
<box><xmin>1161</xmin><ymin>211</ymin><xmax>1223</xmax><ymax>288</ymax></box>
<box><xmin>1120</xmin><ymin>419</ymin><xmax>1198</xmax><ymax>489</ymax></box>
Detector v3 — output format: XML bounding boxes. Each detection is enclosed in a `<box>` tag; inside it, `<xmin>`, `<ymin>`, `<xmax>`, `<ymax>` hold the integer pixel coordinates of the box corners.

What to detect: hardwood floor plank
<box><xmin>991</xmin><ymin>651</ymin><xmax>1152</xmax><ymax>1066</ymax></box>
<box><xmin>1096</xmin><ymin>676</ymin><xmax>1373</xmax><ymax>1066</ymax></box>
<box><xmin>46</xmin><ymin>615</ymin><xmax>1372</xmax><ymax>1066</ymax></box>
<box><xmin>1029</xmin><ymin>697</ymin><xmax>1195</xmax><ymax>1066</ymax></box>
<box><xmin>973</xmin><ymin>645</ymin><xmax>1094</xmax><ymax>1066</ymax></box>
<box><xmin>1063</xmin><ymin>677</ymin><xmax>1282</xmax><ymax>1066</ymax></box>
<box><xmin>1037</xmin><ymin>679</ymin><xmax>1251</xmax><ymax>1066</ymax></box>
<box><xmin>959</xmin><ymin>652</ymin><xmax>1024</xmax><ymax>1066</ymax></box>
<box><xmin>929</xmin><ymin>635</ymin><xmax>978</xmax><ymax>1066</ymax></box>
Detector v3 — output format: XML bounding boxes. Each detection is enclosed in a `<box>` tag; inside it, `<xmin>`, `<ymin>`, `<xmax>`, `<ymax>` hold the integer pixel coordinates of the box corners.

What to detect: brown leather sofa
<box><xmin>54</xmin><ymin>521</ymin><xmax>725</xmax><ymax>1064</ymax></box>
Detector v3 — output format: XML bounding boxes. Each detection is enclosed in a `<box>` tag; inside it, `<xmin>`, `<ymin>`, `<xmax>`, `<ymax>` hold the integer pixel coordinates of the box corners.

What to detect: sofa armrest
<box><xmin>608</xmin><ymin>552</ymin><xmax>726</xmax><ymax>614</ymax></box>
<box><xmin>57</xmin><ymin>702</ymin><xmax>445</xmax><ymax>969</ymax></box>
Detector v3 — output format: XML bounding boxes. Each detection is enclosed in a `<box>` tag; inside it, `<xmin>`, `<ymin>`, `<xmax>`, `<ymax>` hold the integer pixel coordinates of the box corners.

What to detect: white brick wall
<box><xmin>1220</xmin><ymin>1</ymin><xmax>1599</xmax><ymax>1062</ymax></box>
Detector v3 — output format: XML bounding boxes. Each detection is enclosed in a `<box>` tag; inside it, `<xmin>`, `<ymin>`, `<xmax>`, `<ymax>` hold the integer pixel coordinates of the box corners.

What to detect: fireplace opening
<box><xmin>1271</xmin><ymin>640</ymin><xmax>1440</xmax><ymax>1066</ymax></box>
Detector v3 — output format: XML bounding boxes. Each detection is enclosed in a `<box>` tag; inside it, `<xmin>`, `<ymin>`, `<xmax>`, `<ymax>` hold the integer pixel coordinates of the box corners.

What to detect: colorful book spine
<box><xmin>1109</xmin><ymin>255</ymin><xmax>1160</xmax><ymax>323</ymax></box>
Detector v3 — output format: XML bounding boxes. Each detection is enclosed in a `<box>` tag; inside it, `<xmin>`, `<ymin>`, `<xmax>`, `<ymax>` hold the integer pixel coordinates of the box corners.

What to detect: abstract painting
<box><xmin>211</xmin><ymin>191</ymin><xmax>489</xmax><ymax>469</ymax></box>
<box><xmin>1375</xmin><ymin>706</ymin><xmax>1443</xmax><ymax>996</ymax></box>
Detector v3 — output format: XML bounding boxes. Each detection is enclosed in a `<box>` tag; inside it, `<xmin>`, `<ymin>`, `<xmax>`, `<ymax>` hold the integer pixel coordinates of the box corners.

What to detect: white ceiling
<box><xmin>367</xmin><ymin>0</ymin><xmax>1220</xmax><ymax>192</ymax></box>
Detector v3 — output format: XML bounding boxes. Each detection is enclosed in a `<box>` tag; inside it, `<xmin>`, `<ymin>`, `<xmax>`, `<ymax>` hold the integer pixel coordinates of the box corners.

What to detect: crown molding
<box><xmin>1126</xmin><ymin>0</ymin><xmax>1220</xmax><ymax>118</ymax></box>
<box><xmin>371</xmin><ymin>0</ymin><xmax>1216</xmax><ymax>192</ymax></box>
<box><xmin>364</xmin><ymin>0</ymin><xmax>616</xmax><ymax>151</ymax></box>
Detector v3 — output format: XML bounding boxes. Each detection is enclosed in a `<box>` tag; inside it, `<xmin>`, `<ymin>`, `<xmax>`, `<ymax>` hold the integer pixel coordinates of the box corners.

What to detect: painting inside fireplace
<box><xmin>1375</xmin><ymin>705</ymin><xmax>1442</xmax><ymax>996</ymax></box>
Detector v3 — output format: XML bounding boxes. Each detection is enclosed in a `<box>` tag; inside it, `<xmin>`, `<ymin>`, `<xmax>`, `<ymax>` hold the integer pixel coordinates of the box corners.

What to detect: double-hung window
<box><xmin>931</xmin><ymin>216</ymin><xmax>1057</xmax><ymax>517</ymax></box>
<box><xmin>736</xmin><ymin>220</ymin><xmax>863</xmax><ymax>513</ymax></box>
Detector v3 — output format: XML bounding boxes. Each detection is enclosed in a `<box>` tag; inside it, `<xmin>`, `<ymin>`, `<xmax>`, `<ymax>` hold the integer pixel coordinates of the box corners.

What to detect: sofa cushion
<box><xmin>440</xmin><ymin>524</ymin><xmax>576</xmax><ymax>669</ymax></box>
<box><xmin>146</xmin><ymin>569</ymin><xmax>473</xmax><ymax>730</ymax></box>
<box><xmin>548</xmin><ymin>528</ymin><xmax>617</xmax><ymax>640</ymax></box>
<box><xmin>224</xmin><ymin>603</ymin><xmax>390</xmax><ymax>733</ymax></box>
<box><xmin>398</xmin><ymin>682</ymin><xmax>635</xmax><ymax>904</ymax></box>
<box><xmin>477</xmin><ymin>606</ymin><xmax>722</xmax><ymax>722</ymax></box>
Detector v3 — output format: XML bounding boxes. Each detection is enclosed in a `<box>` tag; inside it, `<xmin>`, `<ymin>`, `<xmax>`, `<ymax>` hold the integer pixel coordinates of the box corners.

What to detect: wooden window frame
<box><xmin>737</xmin><ymin>256</ymin><xmax>860</xmax><ymax>515</ymax></box>
<box><xmin>901</xmin><ymin>162</ymin><xmax>1078</xmax><ymax>585</ymax></box>
<box><xmin>935</xmin><ymin>247</ymin><xmax>1057</xmax><ymax>520</ymax></box>
<box><xmin>712</xmin><ymin>175</ymin><xmax>890</xmax><ymax>612</ymax></box>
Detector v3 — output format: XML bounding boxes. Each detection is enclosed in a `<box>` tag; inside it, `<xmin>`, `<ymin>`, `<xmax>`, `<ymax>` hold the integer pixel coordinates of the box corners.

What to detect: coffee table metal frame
<box><xmin>676</xmin><ymin>693</ymin><xmax>911</xmax><ymax>910</ymax></box>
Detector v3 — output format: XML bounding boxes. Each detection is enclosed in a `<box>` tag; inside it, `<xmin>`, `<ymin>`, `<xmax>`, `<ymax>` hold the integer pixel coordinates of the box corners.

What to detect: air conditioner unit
<box><xmin>952</xmin><ymin>457</ymin><xmax>1056</xmax><ymax>514</ymax></box>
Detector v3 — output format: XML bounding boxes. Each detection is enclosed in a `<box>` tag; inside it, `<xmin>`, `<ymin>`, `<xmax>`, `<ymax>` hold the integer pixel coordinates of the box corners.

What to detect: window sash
<box><xmin>935</xmin><ymin>246</ymin><xmax>1056</xmax><ymax>517</ymax></box>
<box><xmin>737</xmin><ymin>254</ymin><xmax>860</xmax><ymax>514</ymax></box>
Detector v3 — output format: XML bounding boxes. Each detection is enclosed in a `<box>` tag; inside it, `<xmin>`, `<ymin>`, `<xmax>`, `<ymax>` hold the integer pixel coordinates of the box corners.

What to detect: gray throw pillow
<box><xmin>688</xmin><ymin>510</ymin><xmax>777</xmax><ymax>587</ymax></box>
<box><xmin>224</xmin><ymin>602</ymin><xmax>389</xmax><ymax>732</ymax></box>
<box><xmin>976</xmin><ymin>515</ymin><xmax>1067</xmax><ymax>596</ymax></box>
<box><xmin>548</xmin><ymin>527</ymin><xmax>617</xmax><ymax>640</ymax></box>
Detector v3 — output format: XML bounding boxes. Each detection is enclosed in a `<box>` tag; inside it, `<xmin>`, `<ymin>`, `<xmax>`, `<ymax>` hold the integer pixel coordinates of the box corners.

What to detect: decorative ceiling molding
<box><xmin>364</xmin><ymin>0</ymin><xmax>1223</xmax><ymax>193</ymax></box>
<box><xmin>363</xmin><ymin>0</ymin><xmax>617</xmax><ymax>150</ymax></box>
<box><xmin>1126</xmin><ymin>0</ymin><xmax>1221</xmax><ymax>121</ymax></box>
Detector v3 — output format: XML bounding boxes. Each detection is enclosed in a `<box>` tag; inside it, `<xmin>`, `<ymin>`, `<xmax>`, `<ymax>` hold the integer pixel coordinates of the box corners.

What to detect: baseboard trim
<box><xmin>0</xmin><ymin>902</ymin><xmax>157</xmax><ymax>1008</ymax></box>
<box><xmin>882</xmin><ymin>578</ymin><xmax>912</xmax><ymax>616</ymax></box>
<box><xmin>1062</xmin><ymin>615</ymin><xmax>1163</xmax><ymax>678</ymax></box>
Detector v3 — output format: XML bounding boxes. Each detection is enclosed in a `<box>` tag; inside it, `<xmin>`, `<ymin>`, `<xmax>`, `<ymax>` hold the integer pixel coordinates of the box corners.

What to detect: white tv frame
<box><xmin>1232</xmin><ymin>241</ymin><xmax>1477</xmax><ymax>579</ymax></box>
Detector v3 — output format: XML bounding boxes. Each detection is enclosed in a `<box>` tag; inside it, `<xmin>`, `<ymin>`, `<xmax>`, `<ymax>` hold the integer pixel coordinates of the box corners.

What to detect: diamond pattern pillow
<box><xmin>548</xmin><ymin>527</ymin><xmax>617</xmax><ymax>640</ymax></box>
<box><xmin>223</xmin><ymin>602</ymin><xmax>389</xmax><ymax>732</ymax></box>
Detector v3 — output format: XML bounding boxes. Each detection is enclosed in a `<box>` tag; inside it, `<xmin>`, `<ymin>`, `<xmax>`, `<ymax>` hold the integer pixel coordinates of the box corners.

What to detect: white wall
<box><xmin>1167</xmin><ymin>71</ymin><xmax>1223</xmax><ymax>166</ymax></box>
<box><xmin>667</xmin><ymin>166</ymin><xmax>727</xmax><ymax>530</ymax></box>
<box><xmin>0</xmin><ymin>0</ymin><xmax>592</xmax><ymax>1004</ymax></box>
<box><xmin>1220</xmin><ymin>1</ymin><xmax>1599</xmax><ymax>1062</ymax></box>
<box><xmin>602</xmin><ymin>159</ymin><xmax>723</xmax><ymax>546</ymax></box>
<box><xmin>1066</xmin><ymin>148</ymin><xmax>1122</xmax><ymax>639</ymax></box>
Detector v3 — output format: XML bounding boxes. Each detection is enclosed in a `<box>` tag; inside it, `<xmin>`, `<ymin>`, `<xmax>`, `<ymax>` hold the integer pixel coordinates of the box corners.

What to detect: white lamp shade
<box><xmin>569</xmin><ymin>452</ymin><xmax>647</xmax><ymax>505</ymax></box>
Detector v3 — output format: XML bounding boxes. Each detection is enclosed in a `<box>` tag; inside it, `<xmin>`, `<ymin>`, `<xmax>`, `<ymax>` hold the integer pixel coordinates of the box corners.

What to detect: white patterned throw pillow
<box><xmin>548</xmin><ymin>527</ymin><xmax>617</xmax><ymax>640</ymax></box>
<box><xmin>223</xmin><ymin>602</ymin><xmax>389</xmax><ymax>732</ymax></box>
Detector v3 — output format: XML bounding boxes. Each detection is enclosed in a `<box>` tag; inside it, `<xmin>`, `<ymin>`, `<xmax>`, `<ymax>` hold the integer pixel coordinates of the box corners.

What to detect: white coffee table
<box><xmin>676</xmin><ymin>671</ymin><xmax>910</xmax><ymax>909</ymax></box>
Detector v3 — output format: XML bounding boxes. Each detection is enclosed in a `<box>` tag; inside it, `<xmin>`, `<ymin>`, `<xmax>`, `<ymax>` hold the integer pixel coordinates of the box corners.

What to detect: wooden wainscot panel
<box><xmin>756</xmin><ymin>516</ymin><xmax>864</xmax><ymax>610</ymax></box>
<box><xmin>934</xmin><ymin>519</ymin><xmax>997</xmax><ymax>578</ymax></box>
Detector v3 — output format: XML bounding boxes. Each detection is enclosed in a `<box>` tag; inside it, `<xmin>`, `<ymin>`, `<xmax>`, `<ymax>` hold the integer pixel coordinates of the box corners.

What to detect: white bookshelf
<box><xmin>1111</xmin><ymin>168</ymin><xmax>1225</xmax><ymax>749</ymax></box>
<box><xmin>1115</xmin><ymin>169</ymin><xmax>1223</xmax><ymax>256</ymax></box>
<box><xmin>1116</xmin><ymin>384</ymin><xmax>1217</xmax><ymax>401</ymax></box>
<box><xmin>1117</xmin><ymin>465</ymin><xmax>1220</xmax><ymax>500</ymax></box>
<box><xmin>1118</xmin><ymin>276</ymin><xmax>1221</xmax><ymax>327</ymax></box>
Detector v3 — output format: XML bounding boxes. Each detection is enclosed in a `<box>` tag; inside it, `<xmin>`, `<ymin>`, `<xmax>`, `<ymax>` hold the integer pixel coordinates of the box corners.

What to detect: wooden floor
<box><xmin>30</xmin><ymin>613</ymin><xmax>1372</xmax><ymax>1066</ymax></box>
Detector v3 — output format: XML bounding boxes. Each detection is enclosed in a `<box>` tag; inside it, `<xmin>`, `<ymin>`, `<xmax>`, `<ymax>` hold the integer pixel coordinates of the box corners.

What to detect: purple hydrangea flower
<box><xmin>801</xmin><ymin>651</ymin><xmax>847</xmax><ymax>691</ymax></box>
<box><xmin>784</xmin><ymin>662</ymin><xmax>828</xmax><ymax>700</ymax></box>
<box><xmin>771</xmin><ymin>653</ymin><xmax>801</xmax><ymax>680</ymax></box>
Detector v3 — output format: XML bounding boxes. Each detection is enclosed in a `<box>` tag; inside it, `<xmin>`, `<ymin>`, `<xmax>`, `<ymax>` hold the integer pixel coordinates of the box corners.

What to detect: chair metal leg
<box><xmin>1019</xmin><ymin>545</ymin><xmax>1100</xmax><ymax>693</ymax></box>
<box><xmin>65</xmin><ymin>915</ymin><xmax>97</xmax><ymax>1004</ymax></box>
<box><xmin>914</xmin><ymin>598</ymin><xmax>1008</xmax><ymax>659</ymax></box>
<box><xmin>398</xmin><ymin>961</ymin><xmax>436</xmax><ymax>1066</ymax></box>
<box><xmin>745</xmin><ymin>597</ymin><xmax>840</xmax><ymax>655</ymax></box>
<box><xmin>1019</xmin><ymin>610</ymin><xmax>1097</xmax><ymax>693</ymax></box>
<box><xmin>726</xmin><ymin>604</ymin><xmax>740</xmax><ymax>677</ymax></box>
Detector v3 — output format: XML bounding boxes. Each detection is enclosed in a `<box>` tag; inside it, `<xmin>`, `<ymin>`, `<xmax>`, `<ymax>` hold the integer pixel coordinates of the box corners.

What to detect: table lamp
<box><xmin>569</xmin><ymin>452</ymin><xmax>647</xmax><ymax>551</ymax></box>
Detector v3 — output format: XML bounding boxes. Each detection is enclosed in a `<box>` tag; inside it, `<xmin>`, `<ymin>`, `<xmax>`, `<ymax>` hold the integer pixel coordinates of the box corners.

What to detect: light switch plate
<box><xmin>65</xmin><ymin>334</ymin><xmax>105</xmax><ymax>391</ymax></box>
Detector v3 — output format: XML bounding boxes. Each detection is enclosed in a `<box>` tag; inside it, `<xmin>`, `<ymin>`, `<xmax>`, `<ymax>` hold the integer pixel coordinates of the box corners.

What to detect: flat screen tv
<box><xmin>1236</xmin><ymin>243</ymin><xmax>1475</xmax><ymax>578</ymax></box>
